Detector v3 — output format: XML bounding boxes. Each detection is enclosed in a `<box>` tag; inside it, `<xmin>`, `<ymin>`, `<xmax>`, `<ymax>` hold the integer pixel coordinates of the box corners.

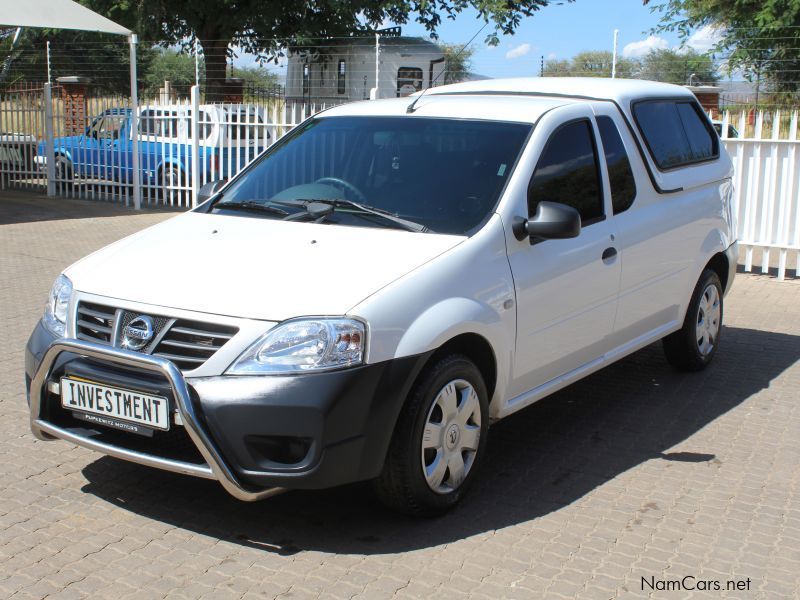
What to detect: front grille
<box><xmin>74</xmin><ymin>301</ymin><xmax>237</xmax><ymax>371</ymax></box>
<box><xmin>76</xmin><ymin>302</ymin><xmax>115</xmax><ymax>343</ymax></box>
<box><xmin>154</xmin><ymin>320</ymin><xmax>237</xmax><ymax>371</ymax></box>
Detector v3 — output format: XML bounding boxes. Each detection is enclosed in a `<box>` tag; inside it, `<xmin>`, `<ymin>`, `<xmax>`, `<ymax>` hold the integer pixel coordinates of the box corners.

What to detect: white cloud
<box><xmin>622</xmin><ymin>35</ymin><xmax>668</xmax><ymax>58</ymax></box>
<box><xmin>506</xmin><ymin>43</ymin><xmax>531</xmax><ymax>60</ymax></box>
<box><xmin>547</xmin><ymin>52</ymin><xmax>557</xmax><ymax>60</ymax></box>
<box><xmin>685</xmin><ymin>25</ymin><xmax>723</xmax><ymax>53</ymax></box>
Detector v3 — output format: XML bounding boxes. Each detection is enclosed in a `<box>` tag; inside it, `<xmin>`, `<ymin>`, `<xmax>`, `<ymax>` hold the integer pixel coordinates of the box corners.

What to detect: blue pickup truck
<box><xmin>37</xmin><ymin>104</ymin><xmax>271</xmax><ymax>194</ymax></box>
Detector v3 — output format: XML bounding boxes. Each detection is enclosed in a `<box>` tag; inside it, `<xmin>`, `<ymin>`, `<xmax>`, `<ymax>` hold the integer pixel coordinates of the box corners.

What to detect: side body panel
<box><xmin>349</xmin><ymin>215</ymin><xmax>516</xmax><ymax>414</ymax></box>
<box><xmin>501</xmin><ymin>104</ymin><xmax>622</xmax><ymax>401</ymax></box>
<box><xmin>591</xmin><ymin>103</ymin><xmax>735</xmax><ymax>350</ymax></box>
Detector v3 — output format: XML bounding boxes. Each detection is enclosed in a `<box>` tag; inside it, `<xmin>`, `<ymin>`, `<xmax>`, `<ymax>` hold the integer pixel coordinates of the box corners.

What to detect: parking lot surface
<box><xmin>1</xmin><ymin>193</ymin><xmax>799</xmax><ymax>599</ymax></box>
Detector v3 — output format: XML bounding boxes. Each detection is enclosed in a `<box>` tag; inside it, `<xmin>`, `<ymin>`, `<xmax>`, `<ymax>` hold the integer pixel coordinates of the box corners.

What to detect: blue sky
<box><xmin>236</xmin><ymin>1</ymin><xmax>720</xmax><ymax>80</ymax></box>
<box><xmin>395</xmin><ymin>0</ymin><xmax>714</xmax><ymax>78</ymax></box>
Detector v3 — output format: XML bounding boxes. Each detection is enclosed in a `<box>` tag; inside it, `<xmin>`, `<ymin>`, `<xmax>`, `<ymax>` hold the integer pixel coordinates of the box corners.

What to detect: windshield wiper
<box><xmin>278</xmin><ymin>198</ymin><xmax>430</xmax><ymax>233</ymax></box>
<box><xmin>213</xmin><ymin>200</ymin><xmax>288</xmax><ymax>216</ymax></box>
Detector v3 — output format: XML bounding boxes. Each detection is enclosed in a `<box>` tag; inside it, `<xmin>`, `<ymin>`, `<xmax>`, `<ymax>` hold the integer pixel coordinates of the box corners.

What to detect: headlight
<box><xmin>43</xmin><ymin>274</ymin><xmax>72</xmax><ymax>337</ymax></box>
<box><xmin>228</xmin><ymin>318</ymin><xmax>366</xmax><ymax>374</ymax></box>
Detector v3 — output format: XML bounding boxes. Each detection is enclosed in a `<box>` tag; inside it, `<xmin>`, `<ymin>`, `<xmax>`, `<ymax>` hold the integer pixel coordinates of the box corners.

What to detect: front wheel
<box><xmin>662</xmin><ymin>269</ymin><xmax>723</xmax><ymax>371</ymax></box>
<box><xmin>373</xmin><ymin>354</ymin><xmax>489</xmax><ymax>516</ymax></box>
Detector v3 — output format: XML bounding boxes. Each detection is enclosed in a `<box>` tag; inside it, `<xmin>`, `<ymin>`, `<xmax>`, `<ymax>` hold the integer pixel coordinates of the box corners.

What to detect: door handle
<box><xmin>602</xmin><ymin>247</ymin><xmax>617</xmax><ymax>261</ymax></box>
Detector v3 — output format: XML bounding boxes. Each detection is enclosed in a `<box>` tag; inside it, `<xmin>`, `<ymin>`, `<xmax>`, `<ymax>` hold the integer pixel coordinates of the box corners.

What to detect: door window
<box><xmin>139</xmin><ymin>111</ymin><xmax>159</xmax><ymax>136</ymax></box>
<box><xmin>337</xmin><ymin>60</ymin><xmax>346</xmax><ymax>94</ymax></box>
<box><xmin>528</xmin><ymin>119</ymin><xmax>604</xmax><ymax>225</ymax></box>
<box><xmin>302</xmin><ymin>64</ymin><xmax>310</xmax><ymax>95</ymax></box>
<box><xmin>139</xmin><ymin>110</ymin><xmax>183</xmax><ymax>140</ymax></box>
<box><xmin>596</xmin><ymin>116</ymin><xmax>637</xmax><ymax>214</ymax></box>
<box><xmin>90</xmin><ymin>115</ymin><xmax>126</xmax><ymax>140</ymax></box>
<box><xmin>226</xmin><ymin>109</ymin><xmax>266</xmax><ymax>141</ymax></box>
<box><xmin>397</xmin><ymin>67</ymin><xmax>423</xmax><ymax>97</ymax></box>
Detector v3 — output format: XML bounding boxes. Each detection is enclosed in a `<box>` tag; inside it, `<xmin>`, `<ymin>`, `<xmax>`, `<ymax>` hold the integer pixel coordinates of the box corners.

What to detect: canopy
<box><xmin>0</xmin><ymin>0</ymin><xmax>131</xmax><ymax>36</ymax></box>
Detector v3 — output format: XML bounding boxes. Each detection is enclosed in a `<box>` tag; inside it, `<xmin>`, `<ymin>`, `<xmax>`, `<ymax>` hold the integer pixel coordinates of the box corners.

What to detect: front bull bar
<box><xmin>29</xmin><ymin>338</ymin><xmax>284</xmax><ymax>502</ymax></box>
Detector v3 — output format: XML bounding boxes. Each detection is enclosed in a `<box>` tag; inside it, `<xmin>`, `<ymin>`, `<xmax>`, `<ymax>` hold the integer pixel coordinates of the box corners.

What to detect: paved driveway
<box><xmin>1</xmin><ymin>193</ymin><xmax>799</xmax><ymax>599</ymax></box>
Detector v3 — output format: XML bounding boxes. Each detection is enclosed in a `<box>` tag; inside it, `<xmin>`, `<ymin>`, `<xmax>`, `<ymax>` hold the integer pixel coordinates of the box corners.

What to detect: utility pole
<box><xmin>194</xmin><ymin>38</ymin><xmax>200</xmax><ymax>88</ymax></box>
<box><xmin>371</xmin><ymin>33</ymin><xmax>380</xmax><ymax>100</ymax></box>
<box><xmin>540</xmin><ymin>55</ymin><xmax>544</xmax><ymax>77</ymax></box>
<box><xmin>611</xmin><ymin>29</ymin><xmax>619</xmax><ymax>79</ymax></box>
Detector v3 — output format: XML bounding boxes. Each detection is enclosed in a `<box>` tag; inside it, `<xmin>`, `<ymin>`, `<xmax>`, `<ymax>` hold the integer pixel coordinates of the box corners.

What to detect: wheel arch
<box><xmin>389</xmin><ymin>296</ymin><xmax>509</xmax><ymax>409</ymax></box>
<box><xmin>680</xmin><ymin>228</ymin><xmax>731</xmax><ymax>322</ymax></box>
<box><xmin>704</xmin><ymin>251</ymin><xmax>730</xmax><ymax>292</ymax></box>
<box><xmin>425</xmin><ymin>332</ymin><xmax>498</xmax><ymax>407</ymax></box>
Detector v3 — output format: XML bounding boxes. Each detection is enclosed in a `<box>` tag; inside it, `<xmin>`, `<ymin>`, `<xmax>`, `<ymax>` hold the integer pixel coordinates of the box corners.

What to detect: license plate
<box><xmin>60</xmin><ymin>377</ymin><xmax>170</xmax><ymax>432</ymax></box>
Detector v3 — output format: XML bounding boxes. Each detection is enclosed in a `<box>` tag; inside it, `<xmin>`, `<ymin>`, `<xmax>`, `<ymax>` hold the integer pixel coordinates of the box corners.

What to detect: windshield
<box><xmin>212</xmin><ymin>116</ymin><xmax>531</xmax><ymax>234</ymax></box>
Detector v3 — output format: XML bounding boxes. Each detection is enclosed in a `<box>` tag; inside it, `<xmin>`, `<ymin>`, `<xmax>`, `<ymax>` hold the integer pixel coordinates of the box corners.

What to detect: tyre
<box><xmin>54</xmin><ymin>156</ymin><xmax>73</xmax><ymax>182</ymax></box>
<box><xmin>662</xmin><ymin>269</ymin><xmax>723</xmax><ymax>371</ymax></box>
<box><xmin>160</xmin><ymin>165</ymin><xmax>186</xmax><ymax>203</ymax></box>
<box><xmin>373</xmin><ymin>354</ymin><xmax>489</xmax><ymax>516</ymax></box>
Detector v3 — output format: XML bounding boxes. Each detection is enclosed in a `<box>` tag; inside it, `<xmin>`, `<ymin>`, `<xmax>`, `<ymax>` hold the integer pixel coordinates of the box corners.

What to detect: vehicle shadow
<box><xmin>80</xmin><ymin>325</ymin><xmax>799</xmax><ymax>555</ymax></box>
<box><xmin>0</xmin><ymin>191</ymin><xmax>179</xmax><ymax>225</ymax></box>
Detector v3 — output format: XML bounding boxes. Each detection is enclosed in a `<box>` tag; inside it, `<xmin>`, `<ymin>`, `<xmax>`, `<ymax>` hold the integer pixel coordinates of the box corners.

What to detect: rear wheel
<box><xmin>662</xmin><ymin>269</ymin><xmax>723</xmax><ymax>371</ymax></box>
<box><xmin>160</xmin><ymin>165</ymin><xmax>186</xmax><ymax>203</ymax></box>
<box><xmin>373</xmin><ymin>354</ymin><xmax>489</xmax><ymax>516</ymax></box>
<box><xmin>54</xmin><ymin>156</ymin><xmax>73</xmax><ymax>183</ymax></box>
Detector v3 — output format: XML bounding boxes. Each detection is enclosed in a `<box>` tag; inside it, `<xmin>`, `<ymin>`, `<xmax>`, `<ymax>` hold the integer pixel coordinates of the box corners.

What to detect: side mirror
<box><xmin>197</xmin><ymin>179</ymin><xmax>227</xmax><ymax>203</ymax></box>
<box><xmin>512</xmin><ymin>201</ymin><xmax>581</xmax><ymax>242</ymax></box>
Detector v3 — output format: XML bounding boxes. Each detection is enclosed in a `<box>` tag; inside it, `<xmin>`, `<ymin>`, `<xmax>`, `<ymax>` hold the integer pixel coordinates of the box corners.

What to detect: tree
<box><xmin>0</xmin><ymin>28</ymin><xmax>154</xmax><ymax>94</ymax></box>
<box><xmin>81</xmin><ymin>0</ymin><xmax>570</xmax><ymax>100</ymax></box>
<box><xmin>143</xmin><ymin>49</ymin><xmax>199</xmax><ymax>96</ymax></box>
<box><xmin>543</xmin><ymin>51</ymin><xmax>639</xmax><ymax>78</ymax></box>
<box><xmin>230</xmin><ymin>66</ymin><xmax>280</xmax><ymax>90</ymax></box>
<box><xmin>647</xmin><ymin>0</ymin><xmax>800</xmax><ymax>94</ymax></box>
<box><xmin>639</xmin><ymin>48</ymin><xmax>718</xmax><ymax>85</ymax></box>
<box><xmin>441</xmin><ymin>43</ymin><xmax>476</xmax><ymax>84</ymax></box>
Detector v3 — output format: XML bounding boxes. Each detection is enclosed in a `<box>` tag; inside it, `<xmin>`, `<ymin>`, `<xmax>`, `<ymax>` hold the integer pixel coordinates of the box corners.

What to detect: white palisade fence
<box><xmin>719</xmin><ymin>110</ymin><xmax>800</xmax><ymax>280</ymax></box>
<box><xmin>1</xmin><ymin>90</ymin><xmax>800</xmax><ymax>279</ymax></box>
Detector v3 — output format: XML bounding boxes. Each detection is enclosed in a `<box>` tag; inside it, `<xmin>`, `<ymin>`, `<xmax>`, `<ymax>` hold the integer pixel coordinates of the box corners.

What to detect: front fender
<box><xmin>393</xmin><ymin>297</ymin><xmax>511</xmax><ymax>409</ymax></box>
<box><xmin>394</xmin><ymin>297</ymin><xmax>503</xmax><ymax>359</ymax></box>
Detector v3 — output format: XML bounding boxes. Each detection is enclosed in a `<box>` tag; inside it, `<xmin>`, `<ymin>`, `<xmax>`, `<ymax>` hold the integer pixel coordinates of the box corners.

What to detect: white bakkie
<box><xmin>26</xmin><ymin>78</ymin><xmax>737</xmax><ymax>515</ymax></box>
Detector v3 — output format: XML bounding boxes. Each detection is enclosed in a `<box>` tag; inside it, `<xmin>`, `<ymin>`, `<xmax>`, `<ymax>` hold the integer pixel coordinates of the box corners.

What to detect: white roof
<box><xmin>423</xmin><ymin>77</ymin><xmax>696</xmax><ymax>104</ymax></box>
<box><xmin>320</xmin><ymin>77</ymin><xmax>698</xmax><ymax>124</ymax></box>
<box><xmin>0</xmin><ymin>0</ymin><xmax>131</xmax><ymax>35</ymax></box>
<box><xmin>320</xmin><ymin>95</ymin><xmax>573</xmax><ymax>124</ymax></box>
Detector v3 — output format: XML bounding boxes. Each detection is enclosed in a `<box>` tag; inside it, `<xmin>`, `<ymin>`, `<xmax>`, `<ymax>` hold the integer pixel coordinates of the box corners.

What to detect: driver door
<box><xmin>70</xmin><ymin>115</ymin><xmax>104</xmax><ymax>176</ymax></box>
<box><xmin>506</xmin><ymin>105</ymin><xmax>621</xmax><ymax>399</ymax></box>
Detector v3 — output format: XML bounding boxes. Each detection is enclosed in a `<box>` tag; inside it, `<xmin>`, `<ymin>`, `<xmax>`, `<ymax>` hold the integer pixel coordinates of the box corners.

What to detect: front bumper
<box><xmin>26</xmin><ymin>322</ymin><xmax>428</xmax><ymax>499</ymax></box>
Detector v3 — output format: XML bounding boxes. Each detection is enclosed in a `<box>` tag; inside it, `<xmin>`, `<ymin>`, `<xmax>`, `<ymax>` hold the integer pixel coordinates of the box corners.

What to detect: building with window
<box><xmin>285</xmin><ymin>33</ymin><xmax>445</xmax><ymax>106</ymax></box>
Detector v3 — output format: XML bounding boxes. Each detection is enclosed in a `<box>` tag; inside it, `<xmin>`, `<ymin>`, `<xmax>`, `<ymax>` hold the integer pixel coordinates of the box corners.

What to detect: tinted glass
<box><xmin>596</xmin><ymin>116</ymin><xmax>636</xmax><ymax>214</ymax></box>
<box><xmin>677</xmin><ymin>102</ymin><xmax>715</xmax><ymax>160</ymax></box>
<box><xmin>337</xmin><ymin>60</ymin><xmax>346</xmax><ymax>94</ymax></box>
<box><xmin>634</xmin><ymin>100</ymin><xmax>718</xmax><ymax>169</ymax></box>
<box><xmin>634</xmin><ymin>101</ymin><xmax>691</xmax><ymax>168</ymax></box>
<box><xmin>216</xmin><ymin>116</ymin><xmax>531</xmax><ymax>235</ymax></box>
<box><xmin>528</xmin><ymin>120</ymin><xmax>603</xmax><ymax>225</ymax></box>
<box><xmin>139</xmin><ymin>111</ymin><xmax>158</xmax><ymax>136</ymax></box>
<box><xmin>397</xmin><ymin>68</ymin><xmax>423</xmax><ymax>97</ymax></box>
<box><xmin>227</xmin><ymin>110</ymin><xmax>265</xmax><ymax>141</ymax></box>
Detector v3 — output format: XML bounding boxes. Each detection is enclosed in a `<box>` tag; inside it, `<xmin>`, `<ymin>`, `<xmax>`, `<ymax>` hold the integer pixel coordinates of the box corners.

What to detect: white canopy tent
<box><xmin>0</xmin><ymin>0</ymin><xmax>131</xmax><ymax>35</ymax></box>
<box><xmin>0</xmin><ymin>0</ymin><xmax>142</xmax><ymax>207</ymax></box>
